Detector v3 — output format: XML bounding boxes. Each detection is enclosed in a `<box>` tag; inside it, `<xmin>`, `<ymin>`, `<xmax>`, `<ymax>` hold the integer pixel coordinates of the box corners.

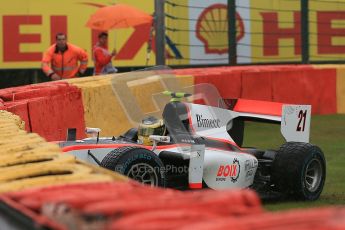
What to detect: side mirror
<box><xmin>149</xmin><ymin>135</ymin><xmax>170</xmax><ymax>151</ymax></box>
<box><xmin>85</xmin><ymin>127</ymin><xmax>101</xmax><ymax>143</ymax></box>
<box><xmin>85</xmin><ymin>127</ymin><xmax>101</xmax><ymax>137</ymax></box>
<box><xmin>149</xmin><ymin>135</ymin><xmax>170</xmax><ymax>143</ymax></box>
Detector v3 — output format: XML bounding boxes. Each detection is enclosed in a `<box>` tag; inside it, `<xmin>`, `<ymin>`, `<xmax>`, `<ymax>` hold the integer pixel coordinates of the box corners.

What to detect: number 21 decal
<box><xmin>297</xmin><ymin>110</ymin><xmax>307</xmax><ymax>132</ymax></box>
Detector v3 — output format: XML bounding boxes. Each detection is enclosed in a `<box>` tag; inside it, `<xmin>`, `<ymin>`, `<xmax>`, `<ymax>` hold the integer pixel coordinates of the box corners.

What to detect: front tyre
<box><xmin>271</xmin><ymin>142</ymin><xmax>326</xmax><ymax>201</ymax></box>
<box><xmin>100</xmin><ymin>147</ymin><xmax>166</xmax><ymax>187</ymax></box>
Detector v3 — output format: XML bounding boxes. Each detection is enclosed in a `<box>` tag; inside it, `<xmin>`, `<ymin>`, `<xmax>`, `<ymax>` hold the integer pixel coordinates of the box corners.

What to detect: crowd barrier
<box><xmin>0</xmin><ymin>64</ymin><xmax>343</xmax><ymax>141</ymax></box>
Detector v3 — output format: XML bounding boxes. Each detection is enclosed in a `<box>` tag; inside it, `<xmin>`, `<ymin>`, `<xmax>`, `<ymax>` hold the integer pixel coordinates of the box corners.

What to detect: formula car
<box><xmin>59</xmin><ymin>91</ymin><xmax>326</xmax><ymax>201</ymax></box>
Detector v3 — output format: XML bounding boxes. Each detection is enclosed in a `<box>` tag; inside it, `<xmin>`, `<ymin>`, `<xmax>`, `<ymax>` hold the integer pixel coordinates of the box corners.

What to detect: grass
<box><xmin>242</xmin><ymin>114</ymin><xmax>345</xmax><ymax>211</ymax></box>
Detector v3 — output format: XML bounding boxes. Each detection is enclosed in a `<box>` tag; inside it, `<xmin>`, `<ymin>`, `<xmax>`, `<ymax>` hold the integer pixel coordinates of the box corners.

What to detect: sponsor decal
<box><xmin>181</xmin><ymin>139</ymin><xmax>195</xmax><ymax>144</ymax></box>
<box><xmin>216</xmin><ymin>158</ymin><xmax>241</xmax><ymax>183</ymax></box>
<box><xmin>245</xmin><ymin>169</ymin><xmax>255</xmax><ymax>181</ymax></box>
<box><xmin>244</xmin><ymin>159</ymin><xmax>258</xmax><ymax>181</ymax></box>
<box><xmin>245</xmin><ymin>159</ymin><xmax>258</xmax><ymax>171</ymax></box>
<box><xmin>244</xmin><ymin>159</ymin><xmax>257</xmax><ymax>180</ymax></box>
<box><xmin>196</xmin><ymin>114</ymin><xmax>221</xmax><ymax>128</ymax></box>
<box><xmin>195</xmin><ymin>3</ymin><xmax>245</xmax><ymax>55</ymax></box>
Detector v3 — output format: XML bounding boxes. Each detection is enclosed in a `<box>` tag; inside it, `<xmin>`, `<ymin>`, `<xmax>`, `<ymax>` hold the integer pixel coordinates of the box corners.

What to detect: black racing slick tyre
<box><xmin>100</xmin><ymin>147</ymin><xmax>166</xmax><ymax>187</ymax></box>
<box><xmin>271</xmin><ymin>142</ymin><xmax>326</xmax><ymax>201</ymax></box>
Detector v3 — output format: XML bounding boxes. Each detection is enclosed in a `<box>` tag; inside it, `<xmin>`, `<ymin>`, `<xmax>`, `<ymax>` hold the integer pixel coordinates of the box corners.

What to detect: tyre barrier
<box><xmin>0</xmin><ymin>109</ymin><xmax>25</xmax><ymax>130</ymax></box>
<box><xmin>2</xmin><ymin>181</ymin><xmax>345</xmax><ymax>230</ymax></box>
<box><xmin>2</xmin><ymin>181</ymin><xmax>262</xmax><ymax>229</ymax></box>
<box><xmin>0</xmin><ymin>110</ymin><xmax>126</xmax><ymax>193</ymax></box>
<box><xmin>175</xmin><ymin>207</ymin><xmax>345</xmax><ymax>230</ymax></box>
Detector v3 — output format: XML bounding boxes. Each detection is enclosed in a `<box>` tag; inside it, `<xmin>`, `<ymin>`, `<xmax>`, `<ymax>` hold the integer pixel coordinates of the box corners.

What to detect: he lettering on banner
<box><xmin>261</xmin><ymin>11</ymin><xmax>345</xmax><ymax>56</ymax></box>
<box><xmin>2</xmin><ymin>16</ymin><xmax>152</xmax><ymax>64</ymax></box>
<box><xmin>3</xmin><ymin>16</ymin><xmax>67</xmax><ymax>62</ymax></box>
<box><xmin>1</xmin><ymin>8</ymin><xmax>345</xmax><ymax>65</ymax></box>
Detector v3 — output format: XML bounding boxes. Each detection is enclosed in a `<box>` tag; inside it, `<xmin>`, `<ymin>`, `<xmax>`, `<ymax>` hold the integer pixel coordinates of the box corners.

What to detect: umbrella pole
<box><xmin>114</xmin><ymin>32</ymin><xmax>116</xmax><ymax>53</ymax></box>
<box><xmin>146</xmin><ymin>23</ymin><xmax>154</xmax><ymax>66</ymax></box>
<box><xmin>113</xmin><ymin>32</ymin><xmax>116</xmax><ymax>57</ymax></box>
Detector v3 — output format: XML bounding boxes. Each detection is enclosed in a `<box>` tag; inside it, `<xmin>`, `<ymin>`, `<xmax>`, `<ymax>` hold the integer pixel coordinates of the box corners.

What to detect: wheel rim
<box><xmin>127</xmin><ymin>163</ymin><xmax>159</xmax><ymax>186</ymax></box>
<box><xmin>304</xmin><ymin>158</ymin><xmax>323</xmax><ymax>192</ymax></box>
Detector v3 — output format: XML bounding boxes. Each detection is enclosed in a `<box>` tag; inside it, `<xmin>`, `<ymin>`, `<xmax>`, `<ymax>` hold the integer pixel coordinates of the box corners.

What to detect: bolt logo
<box><xmin>196</xmin><ymin>4</ymin><xmax>245</xmax><ymax>54</ymax></box>
<box><xmin>217</xmin><ymin>158</ymin><xmax>240</xmax><ymax>183</ymax></box>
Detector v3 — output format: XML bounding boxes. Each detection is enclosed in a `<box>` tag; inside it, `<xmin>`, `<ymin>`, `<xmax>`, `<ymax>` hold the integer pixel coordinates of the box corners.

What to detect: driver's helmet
<box><xmin>138</xmin><ymin>116</ymin><xmax>165</xmax><ymax>146</ymax></box>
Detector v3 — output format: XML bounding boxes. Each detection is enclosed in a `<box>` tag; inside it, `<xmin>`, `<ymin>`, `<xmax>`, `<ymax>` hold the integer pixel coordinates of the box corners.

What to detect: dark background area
<box><xmin>0</xmin><ymin>67</ymin><xmax>144</xmax><ymax>89</ymax></box>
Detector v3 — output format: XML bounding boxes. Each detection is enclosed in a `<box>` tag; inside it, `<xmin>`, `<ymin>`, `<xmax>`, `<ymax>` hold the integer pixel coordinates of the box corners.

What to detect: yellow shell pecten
<box><xmin>196</xmin><ymin>4</ymin><xmax>244</xmax><ymax>54</ymax></box>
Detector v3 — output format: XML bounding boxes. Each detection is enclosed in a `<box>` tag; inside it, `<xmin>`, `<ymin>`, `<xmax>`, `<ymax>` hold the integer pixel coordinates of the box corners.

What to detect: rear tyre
<box><xmin>271</xmin><ymin>142</ymin><xmax>326</xmax><ymax>201</ymax></box>
<box><xmin>100</xmin><ymin>147</ymin><xmax>166</xmax><ymax>187</ymax></box>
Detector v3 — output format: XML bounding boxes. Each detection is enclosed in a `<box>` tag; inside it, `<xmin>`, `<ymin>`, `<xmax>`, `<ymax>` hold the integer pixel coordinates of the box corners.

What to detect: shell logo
<box><xmin>196</xmin><ymin>4</ymin><xmax>245</xmax><ymax>54</ymax></box>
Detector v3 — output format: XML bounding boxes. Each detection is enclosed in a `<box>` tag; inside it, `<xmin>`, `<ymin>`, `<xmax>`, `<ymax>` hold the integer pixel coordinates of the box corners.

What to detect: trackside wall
<box><xmin>0</xmin><ymin>64</ymin><xmax>343</xmax><ymax>141</ymax></box>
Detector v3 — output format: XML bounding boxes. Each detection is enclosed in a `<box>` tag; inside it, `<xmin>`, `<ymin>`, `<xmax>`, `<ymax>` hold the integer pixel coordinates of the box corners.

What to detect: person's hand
<box><xmin>111</xmin><ymin>48</ymin><xmax>117</xmax><ymax>57</ymax></box>
<box><xmin>51</xmin><ymin>73</ymin><xmax>61</xmax><ymax>81</ymax></box>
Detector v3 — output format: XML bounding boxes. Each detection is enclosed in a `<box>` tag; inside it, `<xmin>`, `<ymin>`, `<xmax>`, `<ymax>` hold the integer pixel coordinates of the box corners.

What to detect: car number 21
<box><xmin>297</xmin><ymin>110</ymin><xmax>307</xmax><ymax>132</ymax></box>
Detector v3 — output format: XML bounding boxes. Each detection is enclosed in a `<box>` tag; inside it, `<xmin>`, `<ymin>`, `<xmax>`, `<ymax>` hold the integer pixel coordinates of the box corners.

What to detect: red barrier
<box><xmin>0</xmin><ymin>82</ymin><xmax>69</xmax><ymax>101</ymax></box>
<box><xmin>241</xmin><ymin>70</ymin><xmax>274</xmax><ymax>101</ymax></box>
<box><xmin>28</xmin><ymin>90</ymin><xmax>85</xmax><ymax>141</ymax></box>
<box><xmin>0</xmin><ymin>195</ymin><xmax>65</xmax><ymax>230</ymax></box>
<box><xmin>10</xmin><ymin>182</ymin><xmax>261</xmax><ymax>216</ymax></box>
<box><xmin>176</xmin><ymin>207</ymin><xmax>345</xmax><ymax>230</ymax></box>
<box><xmin>109</xmin><ymin>202</ymin><xmax>345</xmax><ymax>230</ymax></box>
<box><xmin>272</xmin><ymin>68</ymin><xmax>337</xmax><ymax>114</ymax></box>
<box><xmin>190</xmin><ymin>65</ymin><xmax>336</xmax><ymax>114</ymax></box>
<box><xmin>0</xmin><ymin>82</ymin><xmax>86</xmax><ymax>141</ymax></box>
<box><xmin>0</xmin><ymin>98</ymin><xmax>6</xmax><ymax>110</ymax></box>
<box><xmin>81</xmin><ymin>189</ymin><xmax>261</xmax><ymax>217</ymax></box>
<box><xmin>11</xmin><ymin>182</ymin><xmax>152</xmax><ymax>211</ymax></box>
<box><xmin>194</xmin><ymin>71</ymin><xmax>242</xmax><ymax>105</ymax></box>
<box><xmin>5</xmin><ymin>182</ymin><xmax>262</xmax><ymax>229</ymax></box>
<box><xmin>3</xmin><ymin>181</ymin><xmax>345</xmax><ymax>230</ymax></box>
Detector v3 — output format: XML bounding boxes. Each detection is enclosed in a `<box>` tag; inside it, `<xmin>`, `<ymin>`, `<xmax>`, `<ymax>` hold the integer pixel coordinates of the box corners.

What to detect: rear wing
<box><xmin>221</xmin><ymin>99</ymin><xmax>311</xmax><ymax>143</ymax></box>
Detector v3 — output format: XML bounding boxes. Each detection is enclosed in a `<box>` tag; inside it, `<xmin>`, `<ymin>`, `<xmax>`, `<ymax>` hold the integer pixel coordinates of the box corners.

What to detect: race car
<box><xmin>59</xmin><ymin>91</ymin><xmax>326</xmax><ymax>201</ymax></box>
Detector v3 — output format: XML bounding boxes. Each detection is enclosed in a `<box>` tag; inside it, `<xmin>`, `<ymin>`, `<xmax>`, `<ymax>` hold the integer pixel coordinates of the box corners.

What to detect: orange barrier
<box><xmin>271</xmin><ymin>68</ymin><xmax>337</xmax><ymax>114</ymax></box>
<box><xmin>241</xmin><ymin>70</ymin><xmax>274</xmax><ymax>101</ymax></box>
<box><xmin>0</xmin><ymin>64</ymin><xmax>343</xmax><ymax>142</ymax></box>
<box><xmin>2</xmin><ymin>181</ymin><xmax>345</xmax><ymax>230</ymax></box>
<box><xmin>3</xmin><ymin>181</ymin><xmax>262</xmax><ymax>229</ymax></box>
<box><xmin>188</xmin><ymin>65</ymin><xmax>338</xmax><ymax>115</ymax></box>
<box><xmin>110</xmin><ymin>208</ymin><xmax>345</xmax><ymax>230</ymax></box>
<box><xmin>0</xmin><ymin>82</ymin><xmax>86</xmax><ymax>141</ymax></box>
<box><xmin>174</xmin><ymin>207</ymin><xmax>345</xmax><ymax>230</ymax></box>
<box><xmin>28</xmin><ymin>91</ymin><xmax>85</xmax><ymax>141</ymax></box>
<box><xmin>194</xmin><ymin>71</ymin><xmax>242</xmax><ymax>99</ymax></box>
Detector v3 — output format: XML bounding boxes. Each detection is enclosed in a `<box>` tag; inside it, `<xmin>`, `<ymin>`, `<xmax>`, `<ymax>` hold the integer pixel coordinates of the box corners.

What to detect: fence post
<box><xmin>228</xmin><ymin>0</ymin><xmax>237</xmax><ymax>65</ymax></box>
<box><xmin>301</xmin><ymin>0</ymin><xmax>309</xmax><ymax>64</ymax></box>
<box><xmin>155</xmin><ymin>0</ymin><xmax>166</xmax><ymax>65</ymax></box>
